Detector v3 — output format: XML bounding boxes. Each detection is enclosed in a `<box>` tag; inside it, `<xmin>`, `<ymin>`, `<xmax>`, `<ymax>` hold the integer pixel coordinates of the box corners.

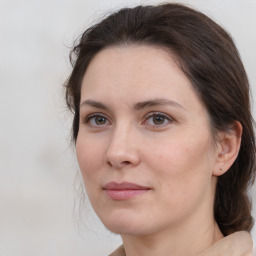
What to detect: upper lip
<box><xmin>103</xmin><ymin>182</ymin><xmax>151</xmax><ymax>190</ymax></box>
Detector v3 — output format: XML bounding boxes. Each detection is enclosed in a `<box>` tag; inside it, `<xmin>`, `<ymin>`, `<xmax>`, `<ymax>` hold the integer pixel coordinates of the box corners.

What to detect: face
<box><xmin>76</xmin><ymin>45</ymin><xmax>219</xmax><ymax>236</ymax></box>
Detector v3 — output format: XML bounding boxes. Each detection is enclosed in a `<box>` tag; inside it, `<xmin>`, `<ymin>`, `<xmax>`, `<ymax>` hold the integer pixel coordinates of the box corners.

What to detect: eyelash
<box><xmin>84</xmin><ymin>113</ymin><xmax>110</xmax><ymax>126</ymax></box>
<box><xmin>83</xmin><ymin>112</ymin><xmax>174</xmax><ymax>127</ymax></box>
<box><xmin>143</xmin><ymin>112</ymin><xmax>174</xmax><ymax>126</ymax></box>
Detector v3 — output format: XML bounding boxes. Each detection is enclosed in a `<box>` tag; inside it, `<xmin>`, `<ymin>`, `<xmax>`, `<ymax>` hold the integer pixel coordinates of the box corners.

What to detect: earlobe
<box><xmin>213</xmin><ymin>121</ymin><xmax>243</xmax><ymax>177</ymax></box>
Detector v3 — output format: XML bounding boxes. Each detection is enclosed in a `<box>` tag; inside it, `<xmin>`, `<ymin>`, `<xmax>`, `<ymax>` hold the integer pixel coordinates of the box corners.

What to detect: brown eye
<box><xmin>143</xmin><ymin>112</ymin><xmax>173</xmax><ymax>126</ymax></box>
<box><xmin>95</xmin><ymin>116</ymin><xmax>107</xmax><ymax>125</ymax></box>
<box><xmin>86</xmin><ymin>114</ymin><xmax>110</xmax><ymax>126</ymax></box>
<box><xmin>152</xmin><ymin>115</ymin><xmax>166</xmax><ymax>125</ymax></box>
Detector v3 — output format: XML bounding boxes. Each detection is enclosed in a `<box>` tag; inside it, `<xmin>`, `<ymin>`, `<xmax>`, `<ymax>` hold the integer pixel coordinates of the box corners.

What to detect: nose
<box><xmin>104</xmin><ymin>124</ymin><xmax>140</xmax><ymax>169</ymax></box>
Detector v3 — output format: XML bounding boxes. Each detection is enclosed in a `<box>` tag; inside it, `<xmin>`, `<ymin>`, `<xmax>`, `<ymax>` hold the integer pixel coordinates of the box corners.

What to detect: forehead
<box><xmin>80</xmin><ymin>45</ymin><xmax>204</xmax><ymax>113</ymax></box>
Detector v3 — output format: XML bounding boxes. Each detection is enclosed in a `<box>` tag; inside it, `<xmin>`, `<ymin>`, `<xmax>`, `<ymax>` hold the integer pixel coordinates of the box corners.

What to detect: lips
<box><xmin>103</xmin><ymin>182</ymin><xmax>151</xmax><ymax>200</ymax></box>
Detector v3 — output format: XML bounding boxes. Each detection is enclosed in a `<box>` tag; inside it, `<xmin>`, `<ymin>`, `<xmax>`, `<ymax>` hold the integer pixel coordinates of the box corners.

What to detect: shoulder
<box><xmin>198</xmin><ymin>231</ymin><xmax>253</xmax><ymax>256</ymax></box>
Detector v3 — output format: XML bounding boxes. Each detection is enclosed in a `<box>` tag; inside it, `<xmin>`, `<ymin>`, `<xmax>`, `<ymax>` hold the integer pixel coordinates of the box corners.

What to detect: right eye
<box><xmin>85</xmin><ymin>114</ymin><xmax>110</xmax><ymax>127</ymax></box>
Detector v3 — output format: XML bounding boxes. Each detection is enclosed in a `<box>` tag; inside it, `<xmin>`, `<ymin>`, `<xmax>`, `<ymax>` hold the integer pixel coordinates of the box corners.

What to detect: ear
<box><xmin>213</xmin><ymin>121</ymin><xmax>243</xmax><ymax>177</ymax></box>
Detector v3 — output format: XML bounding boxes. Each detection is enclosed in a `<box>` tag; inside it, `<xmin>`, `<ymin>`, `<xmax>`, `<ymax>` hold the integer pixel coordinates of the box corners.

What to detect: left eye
<box><xmin>143</xmin><ymin>113</ymin><xmax>173</xmax><ymax>126</ymax></box>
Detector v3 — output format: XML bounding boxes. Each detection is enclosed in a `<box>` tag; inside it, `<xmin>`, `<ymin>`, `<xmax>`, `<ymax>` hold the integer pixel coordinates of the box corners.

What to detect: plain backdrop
<box><xmin>0</xmin><ymin>0</ymin><xmax>255</xmax><ymax>255</ymax></box>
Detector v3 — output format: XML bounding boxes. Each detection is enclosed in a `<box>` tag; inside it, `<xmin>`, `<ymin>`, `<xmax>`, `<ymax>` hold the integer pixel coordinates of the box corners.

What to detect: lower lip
<box><xmin>104</xmin><ymin>189</ymin><xmax>150</xmax><ymax>200</ymax></box>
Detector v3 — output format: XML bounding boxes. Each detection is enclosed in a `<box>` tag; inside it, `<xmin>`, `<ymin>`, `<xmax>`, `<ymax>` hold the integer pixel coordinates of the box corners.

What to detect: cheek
<box><xmin>75</xmin><ymin>134</ymin><xmax>105</xmax><ymax>183</ymax></box>
<box><xmin>143</xmin><ymin>132</ymin><xmax>215</xmax><ymax>222</ymax></box>
<box><xmin>144</xmin><ymin>129</ymin><xmax>214</xmax><ymax>193</ymax></box>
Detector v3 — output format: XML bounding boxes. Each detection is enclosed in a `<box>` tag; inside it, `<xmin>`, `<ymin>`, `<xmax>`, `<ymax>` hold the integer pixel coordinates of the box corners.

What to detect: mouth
<box><xmin>103</xmin><ymin>182</ymin><xmax>151</xmax><ymax>200</ymax></box>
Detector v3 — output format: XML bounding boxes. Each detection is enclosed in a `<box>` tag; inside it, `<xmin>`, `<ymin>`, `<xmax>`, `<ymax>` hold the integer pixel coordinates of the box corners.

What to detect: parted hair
<box><xmin>65</xmin><ymin>3</ymin><xmax>256</xmax><ymax>235</ymax></box>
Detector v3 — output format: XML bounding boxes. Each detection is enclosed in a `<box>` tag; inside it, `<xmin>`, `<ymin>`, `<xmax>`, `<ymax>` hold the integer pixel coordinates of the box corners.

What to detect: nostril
<box><xmin>106</xmin><ymin>161</ymin><xmax>112</xmax><ymax>167</ymax></box>
<box><xmin>105</xmin><ymin>160</ymin><xmax>131</xmax><ymax>168</ymax></box>
<box><xmin>122</xmin><ymin>161</ymin><xmax>131</xmax><ymax>165</ymax></box>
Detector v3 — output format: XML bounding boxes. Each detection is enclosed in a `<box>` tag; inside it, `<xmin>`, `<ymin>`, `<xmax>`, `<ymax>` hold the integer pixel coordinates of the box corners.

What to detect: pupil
<box><xmin>96</xmin><ymin>117</ymin><xmax>106</xmax><ymax>125</ymax></box>
<box><xmin>153</xmin><ymin>116</ymin><xmax>164</xmax><ymax>124</ymax></box>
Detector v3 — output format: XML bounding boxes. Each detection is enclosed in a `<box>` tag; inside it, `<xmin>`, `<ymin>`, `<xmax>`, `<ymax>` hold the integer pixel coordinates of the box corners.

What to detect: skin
<box><xmin>76</xmin><ymin>45</ymin><xmax>241</xmax><ymax>256</ymax></box>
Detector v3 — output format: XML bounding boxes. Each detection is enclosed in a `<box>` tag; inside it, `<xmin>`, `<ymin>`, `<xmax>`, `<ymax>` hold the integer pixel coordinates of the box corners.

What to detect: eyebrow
<box><xmin>80</xmin><ymin>98</ymin><xmax>185</xmax><ymax>111</ymax></box>
<box><xmin>80</xmin><ymin>99</ymin><xmax>108</xmax><ymax>110</ymax></box>
<box><xmin>134</xmin><ymin>98</ymin><xmax>185</xmax><ymax>111</ymax></box>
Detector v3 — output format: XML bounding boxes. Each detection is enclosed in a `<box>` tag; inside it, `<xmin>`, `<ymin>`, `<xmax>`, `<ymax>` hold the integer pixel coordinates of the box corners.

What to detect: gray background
<box><xmin>0</xmin><ymin>0</ymin><xmax>255</xmax><ymax>255</ymax></box>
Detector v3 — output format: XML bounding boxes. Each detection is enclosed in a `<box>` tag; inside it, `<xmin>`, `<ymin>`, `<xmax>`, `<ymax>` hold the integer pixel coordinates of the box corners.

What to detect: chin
<box><xmin>100</xmin><ymin>212</ymin><xmax>167</xmax><ymax>237</ymax></box>
<box><xmin>106</xmin><ymin>223</ymin><xmax>149</xmax><ymax>236</ymax></box>
<box><xmin>99</xmin><ymin>211</ymin><xmax>149</xmax><ymax>235</ymax></box>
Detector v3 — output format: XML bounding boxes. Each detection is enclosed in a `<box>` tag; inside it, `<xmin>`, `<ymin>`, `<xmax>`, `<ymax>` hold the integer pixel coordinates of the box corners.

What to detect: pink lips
<box><xmin>103</xmin><ymin>182</ymin><xmax>151</xmax><ymax>200</ymax></box>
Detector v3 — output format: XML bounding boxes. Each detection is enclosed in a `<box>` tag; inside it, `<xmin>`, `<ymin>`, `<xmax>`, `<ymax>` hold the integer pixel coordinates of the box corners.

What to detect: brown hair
<box><xmin>65</xmin><ymin>3</ymin><xmax>256</xmax><ymax>235</ymax></box>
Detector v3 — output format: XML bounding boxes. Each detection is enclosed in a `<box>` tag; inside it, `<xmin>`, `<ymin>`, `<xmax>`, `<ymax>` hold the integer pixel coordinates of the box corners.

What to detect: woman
<box><xmin>65</xmin><ymin>3</ymin><xmax>255</xmax><ymax>255</ymax></box>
